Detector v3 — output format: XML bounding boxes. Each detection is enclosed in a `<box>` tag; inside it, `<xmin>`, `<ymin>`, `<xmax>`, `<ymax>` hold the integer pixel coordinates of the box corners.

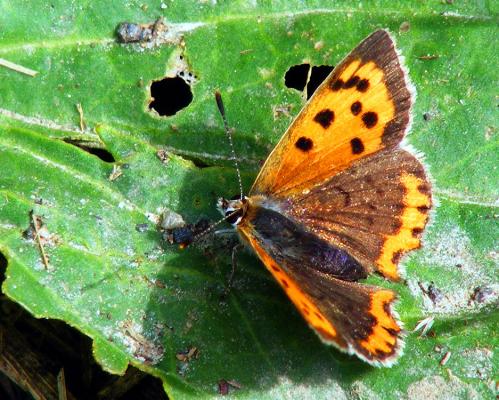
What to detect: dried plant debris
<box><xmin>116</xmin><ymin>18</ymin><xmax>203</xmax><ymax>50</ymax></box>
<box><xmin>413</xmin><ymin>316</ymin><xmax>435</xmax><ymax>337</ymax></box>
<box><xmin>116</xmin><ymin>17</ymin><xmax>166</xmax><ymax>44</ymax></box>
<box><xmin>156</xmin><ymin>149</ymin><xmax>170</xmax><ymax>164</ymax></box>
<box><xmin>120</xmin><ymin>321</ymin><xmax>164</xmax><ymax>365</ymax></box>
<box><xmin>108</xmin><ymin>164</ymin><xmax>123</xmax><ymax>181</ymax></box>
<box><xmin>175</xmin><ymin>346</ymin><xmax>199</xmax><ymax>362</ymax></box>
<box><xmin>23</xmin><ymin>211</ymin><xmax>60</xmax><ymax>269</ymax></box>
<box><xmin>159</xmin><ymin>209</ymin><xmax>186</xmax><ymax>231</ymax></box>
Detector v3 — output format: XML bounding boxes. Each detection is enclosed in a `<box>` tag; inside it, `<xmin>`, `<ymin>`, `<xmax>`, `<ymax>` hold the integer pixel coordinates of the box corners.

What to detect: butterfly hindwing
<box><xmin>237</xmin><ymin>204</ymin><xmax>403</xmax><ymax>366</ymax></box>
<box><xmin>282</xmin><ymin>148</ymin><xmax>432</xmax><ymax>281</ymax></box>
<box><xmin>251</xmin><ymin>29</ymin><xmax>413</xmax><ymax>197</ymax></box>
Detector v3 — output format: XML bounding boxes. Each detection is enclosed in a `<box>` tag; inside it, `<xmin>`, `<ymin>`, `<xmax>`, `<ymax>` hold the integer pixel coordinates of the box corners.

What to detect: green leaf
<box><xmin>1</xmin><ymin>1</ymin><xmax>497</xmax><ymax>399</ymax></box>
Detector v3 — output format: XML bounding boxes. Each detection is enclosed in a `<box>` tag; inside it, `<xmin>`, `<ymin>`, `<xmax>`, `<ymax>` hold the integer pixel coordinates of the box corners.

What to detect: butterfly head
<box><xmin>217</xmin><ymin>195</ymin><xmax>248</xmax><ymax>226</ymax></box>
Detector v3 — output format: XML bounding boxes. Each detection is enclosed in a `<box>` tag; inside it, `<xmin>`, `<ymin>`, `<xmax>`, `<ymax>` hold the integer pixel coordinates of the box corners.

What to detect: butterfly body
<box><xmin>215</xmin><ymin>29</ymin><xmax>432</xmax><ymax>366</ymax></box>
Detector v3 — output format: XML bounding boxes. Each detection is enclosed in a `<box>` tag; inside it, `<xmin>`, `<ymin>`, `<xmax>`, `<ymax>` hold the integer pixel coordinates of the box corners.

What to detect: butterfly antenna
<box><xmin>215</xmin><ymin>91</ymin><xmax>244</xmax><ymax>200</ymax></box>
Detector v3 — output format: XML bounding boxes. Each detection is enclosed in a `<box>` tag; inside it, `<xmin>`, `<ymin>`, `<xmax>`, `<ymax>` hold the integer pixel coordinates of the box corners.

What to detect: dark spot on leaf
<box><xmin>135</xmin><ymin>223</ymin><xmax>149</xmax><ymax>233</ymax></box>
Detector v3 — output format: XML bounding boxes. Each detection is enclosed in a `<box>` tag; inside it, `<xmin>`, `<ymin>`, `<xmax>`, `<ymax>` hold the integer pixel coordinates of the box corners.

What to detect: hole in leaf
<box><xmin>284</xmin><ymin>64</ymin><xmax>310</xmax><ymax>91</ymax></box>
<box><xmin>178</xmin><ymin>154</ymin><xmax>210</xmax><ymax>169</ymax></box>
<box><xmin>63</xmin><ymin>139</ymin><xmax>116</xmax><ymax>163</ymax></box>
<box><xmin>149</xmin><ymin>77</ymin><xmax>193</xmax><ymax>116</ymax></box>
<box><xmin>0</xmin><ymin>252</ymin><xmax>6</xmax><ymax>284</ymax></box>
<box><xmin>306</xmin><ymin>65</ymin><xmax>334</xmax><ymax>99</ymax></box>
<box><xmin>284</xmin><ymin>64</ymin><xmax>335</xmax><ymax>99</ymax></box>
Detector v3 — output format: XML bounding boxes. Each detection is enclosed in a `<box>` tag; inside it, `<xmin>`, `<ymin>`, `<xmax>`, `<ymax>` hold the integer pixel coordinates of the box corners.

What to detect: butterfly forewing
<box><xmin>251</xmin><ymin>29</ymin><xmax>413</xmax><ymax>197</ymax></box>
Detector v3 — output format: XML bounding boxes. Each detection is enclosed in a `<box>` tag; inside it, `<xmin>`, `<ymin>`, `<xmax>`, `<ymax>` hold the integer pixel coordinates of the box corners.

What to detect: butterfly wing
<box><xmin>237</xmin><ymin>204</ymin><xmax>403</xmax><ymax>366</ymax></box>
<box><xmin>250</xmin><ymin>29</ymin><xmax>413</xmax><ymax>197</ymax></box>
<box><xmin>282</xmin><ymin>148</ymin><xmax>432</xmax><ymax>281</ymax></box>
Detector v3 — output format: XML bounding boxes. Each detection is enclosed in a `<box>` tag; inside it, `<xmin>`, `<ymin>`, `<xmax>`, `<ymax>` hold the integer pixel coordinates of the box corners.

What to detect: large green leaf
<box><xmin>0</xmin><ymin>1</ymin><xmax>497</xmax><ymax>398</ymax></box>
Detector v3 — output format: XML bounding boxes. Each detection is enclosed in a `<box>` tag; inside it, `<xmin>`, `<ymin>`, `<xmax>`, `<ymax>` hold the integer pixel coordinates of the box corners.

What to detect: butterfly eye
<box><xmin>225</xmin><ymin>208</ymin><xmax>244</xmax><ymax>225</ymax></box>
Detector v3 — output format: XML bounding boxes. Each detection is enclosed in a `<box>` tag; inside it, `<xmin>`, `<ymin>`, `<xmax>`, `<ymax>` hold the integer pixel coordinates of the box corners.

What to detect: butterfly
<box><xmin>212</xmin><ymin>29</ymin><xmax>432</xmax><ymax>367</ymax></box>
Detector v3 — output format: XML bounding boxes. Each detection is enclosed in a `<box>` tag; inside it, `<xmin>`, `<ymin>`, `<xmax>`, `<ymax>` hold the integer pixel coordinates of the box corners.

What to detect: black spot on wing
<box><xmin>331</xmin><ymin>79</ymin><xmax>344</xmax><ymax>91</ymax></box>
<box><xmin>350</xmin><ymin>138</ymin><xmax>365</xmax><ymax>154</ymax></box>
<box><xmin>314</xmin><ymin>109</ymin><xmax>335</xmax><ymax>128</ymax></box>
<box><xmin>362</xmin><ymin>112</ymin><xmax>378</xmax><ymax>128</ymax></box>
<box><xmin>351</xmin><ymin>101</ymin><xmax>362</xmax><ymax>115</ymax></box>
<box><xmin>344</xmin><ymin>76</ymin><xmax>360</xmax><ymax>88</ymax></box>
<box><xmin>295</xmin><ymin>137</ymin><xmax>313</xmax><ymax>151</ymax></box>
<box><xmin>356</xmin><ymin>78</ymin><xmax>370</xmax><ymax>92</ymax></box>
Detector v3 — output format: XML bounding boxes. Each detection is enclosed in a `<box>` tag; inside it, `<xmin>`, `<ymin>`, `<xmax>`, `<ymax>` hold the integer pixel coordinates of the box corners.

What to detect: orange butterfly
<box><xmin>214</xmin><ymin>30</ymin><xmax>431</xmax><ymax>366</ymax></box>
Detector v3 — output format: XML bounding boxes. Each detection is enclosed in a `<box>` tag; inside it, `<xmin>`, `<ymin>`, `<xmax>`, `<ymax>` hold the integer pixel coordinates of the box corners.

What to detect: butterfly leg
<box><xmin>224</xmin><ymin>243</ymin><xmax>243</xmax><ymax>296</ymax></box>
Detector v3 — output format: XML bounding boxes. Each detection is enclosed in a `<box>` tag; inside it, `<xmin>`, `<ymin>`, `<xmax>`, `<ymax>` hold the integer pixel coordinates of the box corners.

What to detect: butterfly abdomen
<box><xmin>241</xmin><ymin>203</ymin><xmax>367</xmax><ymax>282</ymax></box>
